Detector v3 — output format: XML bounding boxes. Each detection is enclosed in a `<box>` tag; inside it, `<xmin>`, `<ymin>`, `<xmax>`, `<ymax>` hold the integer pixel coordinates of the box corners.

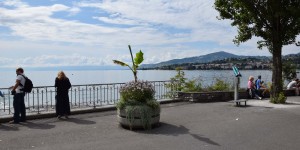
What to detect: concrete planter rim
<box><xmin>117</xmin><ymin>105</ymin><xmax>160</xmax><ymax>130</ymax></box>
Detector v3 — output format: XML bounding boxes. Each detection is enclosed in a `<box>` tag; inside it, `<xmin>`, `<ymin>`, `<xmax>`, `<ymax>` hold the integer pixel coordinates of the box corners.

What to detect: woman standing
<box><xmin>55</xmin><ymin>71</ymin><xmax>71</xmax><ymax>119</ymax></box>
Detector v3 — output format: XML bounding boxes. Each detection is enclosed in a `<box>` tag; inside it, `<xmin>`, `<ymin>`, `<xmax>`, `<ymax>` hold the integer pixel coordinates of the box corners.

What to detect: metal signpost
<box><xmin>232</xmin><ymin>66</ymin><xmax>246</xmax><ymax>106</ymax></box>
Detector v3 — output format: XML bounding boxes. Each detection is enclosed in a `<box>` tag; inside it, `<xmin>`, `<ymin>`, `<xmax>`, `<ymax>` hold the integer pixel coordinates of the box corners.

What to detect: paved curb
<box><xmin>0</xmin><ymin>99</ymin><xmax>183</xmax><ymax>123</ymax></box>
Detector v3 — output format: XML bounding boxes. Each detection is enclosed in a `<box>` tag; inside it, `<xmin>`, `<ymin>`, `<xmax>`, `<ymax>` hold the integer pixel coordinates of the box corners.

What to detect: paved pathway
<box><xmin>1</xmin><ymin>97</ymin><xmax>300</xmax><ymax>150</ymax></box>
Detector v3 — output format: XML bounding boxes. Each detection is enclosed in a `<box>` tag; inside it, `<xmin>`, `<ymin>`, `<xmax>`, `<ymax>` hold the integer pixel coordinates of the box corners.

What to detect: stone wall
<box><xmin>177</xmin><ymin>89</ymin><xmax>296</xmax><ymax>102</ymax></box>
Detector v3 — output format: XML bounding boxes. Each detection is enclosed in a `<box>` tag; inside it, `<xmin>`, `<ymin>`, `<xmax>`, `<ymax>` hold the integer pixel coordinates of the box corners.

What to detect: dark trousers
<box><xmin>13</xmin><ymin>93</ymin><xmax>26</xmax><ymax>123</ymax></box>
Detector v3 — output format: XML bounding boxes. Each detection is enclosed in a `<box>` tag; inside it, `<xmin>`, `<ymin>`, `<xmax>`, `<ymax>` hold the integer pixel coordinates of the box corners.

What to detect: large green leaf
<box><xmin>113</xmin><ymin>60</ymin><xmax>129</xmax><ymax>67</ymax></box>
<box><xmin>134</xmin><ymin>50</ymin><xmax>144</xmax><ymax>66</ymax></box>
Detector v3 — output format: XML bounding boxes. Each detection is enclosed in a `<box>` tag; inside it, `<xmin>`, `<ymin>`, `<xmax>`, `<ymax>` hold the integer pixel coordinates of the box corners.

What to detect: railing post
<box><xmin>3</xmin><ymin>91</ymin><xmax>6</xmax><ymax>113</ymax></box>
<box><xmin>8</xmin><ymin>90</ymin><xmax>11</xmax><ymax>114</ymax></box>
<box><xmin>96</xmin><ymin>87</ymin><xmax>99</xmax><ymax>104</ymax></box>
<box><xmin>78</xmin><ymin>87</ymin><xmax>81</xmax><ymax>108</ymax></box>
<box><xmin>32</xmin><ymin>90</ymin><xmax>35</xmax><ymax>109</ymax></box>
<box><xmin>106</xmin><ymin>85</ymin><xmax>109</xmax><ymax>104</ymax></box>
<box><xmin>90</xmin><ymin>87</ymin><xmax>92</xmax><ymax>104</ymax></box>
<box><xmin>50</xmin><ymin>89</ymin><xmax>53</xmax><ymax>109</ymax></box>
<box><xmin>41</xmin><ymin>90</ymin><xmax>44</xmax><ymax>108</ymax></box>
<box><xmin>93</xmin><ymin>86</ymin><xmax>96</xmax><ymax>108</ymax></box>
<box><xmin>100</xmin><ymin>86</ymin><xmax>103</xmax><ymax>106</ymax></box>
<box><xmin>37</xmin><ymin>88</ymin><xmax>40</xmax><ymax>114</ymax></box>
<box><xmin>85</xmin><ymin>85</ymin><xmax>88</xmax><ymax>106</ymax></box>
<box><xmin>70</xmin><ymin>87</ymin><xmax>73</xmax><ymax>107</ymax></box>
<box><xmin>3</xmin><ymin>93</ymin><xmax>6</xmax><ymax>113</ymax></box>
<box><xmin>74</xmin><ymin>88</ymin><xmax>77</xmax><ymax>106</ymax></box>
<box><xmin>45</xmin><ymin>88</ymin><xmax>48</xmax><ymax>111</ymax></box>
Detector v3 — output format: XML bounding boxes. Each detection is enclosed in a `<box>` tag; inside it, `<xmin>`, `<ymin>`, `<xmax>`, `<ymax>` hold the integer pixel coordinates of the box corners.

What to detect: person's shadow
<box><xmin>0</xmin><ymin>124</ymin><xmax>19</xmax><ymax>131</ymax></box>
<box><xmin>20</xmin><ymin>121</ymin><xmax>55</xmax><ymax>130</ymax></box>
<box><xmin>64</xmin><ymin>117</ymin><xmax>96</xmax><ymax>125</ymax></box>
<box><xmin>138</xmin><ymin>122</ymin><xmax>220</xmax><ymax>146</ymax></box>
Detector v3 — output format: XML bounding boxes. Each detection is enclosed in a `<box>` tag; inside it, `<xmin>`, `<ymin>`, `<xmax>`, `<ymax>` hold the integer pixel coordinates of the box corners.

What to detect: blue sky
<box><xmin>0</xmin><ymin>0</ymin><xmax>299</xmax><ymax>68</ymax></box>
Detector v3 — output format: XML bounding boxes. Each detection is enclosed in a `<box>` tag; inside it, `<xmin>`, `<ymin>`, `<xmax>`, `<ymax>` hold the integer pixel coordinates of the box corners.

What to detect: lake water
<box><xmin>1</xmin><ymin>69</ymin><xmax>299</xmax><ymax>115</ymax></box>
<box><xmin>0</xmin><ymin>69</ymin><xmax>287</xmax><ymax>89</ymax></box>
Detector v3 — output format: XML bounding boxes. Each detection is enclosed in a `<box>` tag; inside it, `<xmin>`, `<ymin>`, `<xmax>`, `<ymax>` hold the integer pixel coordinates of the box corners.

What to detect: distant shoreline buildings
<box><xmin>142</xmin><ymin>57</ymin><xmax>300</xmax><ymax>70</ymax></box>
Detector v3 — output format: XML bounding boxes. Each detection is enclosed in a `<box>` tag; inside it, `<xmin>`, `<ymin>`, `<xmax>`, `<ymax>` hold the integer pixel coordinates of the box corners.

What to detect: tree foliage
<box><xmin>214</xmin><ymin>0</ymin><xmax>300</xmax><ymax>52</ymax></box>
<box><xmin>282</xmin><ymin>61</ymin><xmax>297</xmax><ymax>82</ymax></box>
<box><xmin>214</xmin><ymin>0</ymin><xmax>300</xmax><ymax>103</ymax></box>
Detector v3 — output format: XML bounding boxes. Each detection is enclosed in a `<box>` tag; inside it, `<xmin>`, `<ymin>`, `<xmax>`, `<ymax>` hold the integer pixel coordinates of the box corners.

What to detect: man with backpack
<box><xmin>9</xmin><ymin>67</ymin><xmax>28</xmax><ymax>124</ymax></box>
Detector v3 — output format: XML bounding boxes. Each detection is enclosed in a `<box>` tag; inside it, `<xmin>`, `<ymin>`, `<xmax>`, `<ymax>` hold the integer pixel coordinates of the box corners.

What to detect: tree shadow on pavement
<box><xmin>20</xmin><ymin>121</ymin><xmax>55</xmax><ymax>130</ymax></box>
<box><xmin>190</xmin><ymin>134</ymin><xmax>220</xmax><ymax>146</ymax></box>
<box><xmin>139</xmin><ymin>122</ymin><xmax>220</xmax><ymax>146</ymax></box>
<box><xmin>64</xmin><ymin>117</ymin><xmax>96</xmax><ymax>125</ymax></box>
<box><xmin>0</xmin><ymin>124</ymin><xmax>19</xmax><ymax>131</ymax></box>
<box><xmin>283</xmin><ymin>102</ymin><xmax>300</xmax><ymax>106</ymax></box>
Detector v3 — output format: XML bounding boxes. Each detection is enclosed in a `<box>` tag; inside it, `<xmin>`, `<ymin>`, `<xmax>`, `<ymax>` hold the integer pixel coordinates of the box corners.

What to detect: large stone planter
<box><xmin>117</xmin><ymin>105</ymin><xmax>160</xmax><ymax>130</ymax></box>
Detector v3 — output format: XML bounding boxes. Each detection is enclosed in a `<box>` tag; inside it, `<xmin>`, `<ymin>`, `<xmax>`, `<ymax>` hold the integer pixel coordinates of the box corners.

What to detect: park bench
<box><xmin>233</xmin><ymin>99</ymin><xmax>248</xmax><ymax>106</ymax></box>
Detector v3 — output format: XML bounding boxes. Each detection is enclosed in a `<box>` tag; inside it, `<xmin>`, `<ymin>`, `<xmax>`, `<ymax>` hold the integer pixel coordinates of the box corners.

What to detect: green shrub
<box><xmin>208</xmin><ymin>79</ymin><xmax>231</xmax><ymax>91</ymax></box>
<box><xmin>166</xmin><ymin>69</ymin><xmax>203</xmax><ymax>98</ymax></box>
<box><xmin>183</xmin><ymin>79</ymin><xmax>202</xmax><ymax>92</ymax></box>
<box><xmin>270</xmin><ymin>92</ymin><xmax>286</xmax><ymax>104</ymax></box>
<box><xmin>168</xmin><ymin>67</ymin><xmax>186</xmax><ymax>91</ymax></box>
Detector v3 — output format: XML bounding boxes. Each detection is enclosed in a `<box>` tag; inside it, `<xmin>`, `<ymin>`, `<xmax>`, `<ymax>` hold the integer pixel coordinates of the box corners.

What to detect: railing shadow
<box><xmin>139</xmin><ymin>122</ymin><xmax>220</xmax><ymax>146</ymax></box>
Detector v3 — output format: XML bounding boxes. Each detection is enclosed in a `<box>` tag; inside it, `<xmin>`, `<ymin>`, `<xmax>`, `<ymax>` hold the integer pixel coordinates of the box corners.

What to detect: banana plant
<box><xmin>113</xmin><ymin>45</ymin><xmax>144</xmax><ymax>82</ymax></box>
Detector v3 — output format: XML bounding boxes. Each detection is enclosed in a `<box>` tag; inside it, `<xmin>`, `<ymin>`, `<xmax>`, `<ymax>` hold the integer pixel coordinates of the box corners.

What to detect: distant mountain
<box><xmin>283</xmin><ymin>52</ymin><xmax>300</xmax><ymax>58</ymax></box>
<box><xmin>141</xmin><ymin>51</ymin><xmax>270</xmax><ymax>69</ymax></box>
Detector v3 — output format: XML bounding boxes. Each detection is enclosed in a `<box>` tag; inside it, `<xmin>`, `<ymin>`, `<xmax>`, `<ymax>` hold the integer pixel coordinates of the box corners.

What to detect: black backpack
<box><xmin>254</xmin><ymin>79</ymin><xmax>258</xmax><ymax>89</ymax></box>
<box><xmin>20</xmin><ymin>75</ymin><xmax>33</xmax><ymax>93</ymax></box>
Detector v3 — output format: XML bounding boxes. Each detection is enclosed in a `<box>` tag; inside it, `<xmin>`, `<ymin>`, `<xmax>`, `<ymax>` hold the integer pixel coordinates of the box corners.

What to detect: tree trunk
<box><xmin>271</xmin><ymin>44</ymin><xmax>283</xmax><ymax>101</ymax></box>
<box><xmin>270</xmin><ymin>11</ymin><xmax>284</xmax><ymax>103</ymax></box>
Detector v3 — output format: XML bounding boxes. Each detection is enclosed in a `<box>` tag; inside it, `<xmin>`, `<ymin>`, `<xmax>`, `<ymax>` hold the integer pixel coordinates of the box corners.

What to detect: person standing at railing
<box><xmin>55</xmin><ymin>71</ymin><xmax>71</xmax><ymax>119</ymax></box>
<box><xmin>9</xmin><ymin>67</ymin><xmax>27</xmax><ymax>124</ymax></box>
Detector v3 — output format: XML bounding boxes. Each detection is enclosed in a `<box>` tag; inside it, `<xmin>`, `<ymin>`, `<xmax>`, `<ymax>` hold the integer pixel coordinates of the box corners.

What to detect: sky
<box><xmin>0</xmin><ymin>0</ymin><xmax>299</xmax><ymax>68</ymax></box>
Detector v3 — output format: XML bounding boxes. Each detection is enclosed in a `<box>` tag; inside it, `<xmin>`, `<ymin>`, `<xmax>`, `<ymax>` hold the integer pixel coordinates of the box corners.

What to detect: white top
<box><xmin>287</xmin><ymin>81</ymin><xmax>297</xmax><ymax>89</ymax></box>
<box><xmin>16</xmin><ymin>74</ymin><xmax>26</xmax><ymax>93</ymax></box>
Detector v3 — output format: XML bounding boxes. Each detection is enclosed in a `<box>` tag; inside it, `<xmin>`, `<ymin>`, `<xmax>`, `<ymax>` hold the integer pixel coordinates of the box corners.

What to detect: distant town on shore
<box><xmin>140</xmin><ymin>51</ymin><xmax>300</xmax><ymax>70</ymax></box>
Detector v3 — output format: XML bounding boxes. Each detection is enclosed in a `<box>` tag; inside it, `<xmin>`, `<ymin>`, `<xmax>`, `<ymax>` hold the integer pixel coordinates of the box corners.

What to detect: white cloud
<box><xmin>0</xmin><ymin>0</ymin><xmax>299</xmax><ymax>68</ymax></box>
<box><xmin>1</xmin><ymin>0</ymin><xmax>28</xmax><ymax>7</ymax></box>
<box><xmin>0</xmin><ymin>54</ymin><xmax>106</xmax><ymax>67</ymax></box>
<box><xmin>68</xmin><ymin>7</ymin><xmax>80</xmax><ymax>15</ymax></box>
<box><xmin>93</xmin><ymin>16</ymin><xmax>145</xmax><ymax>26</ymax></box>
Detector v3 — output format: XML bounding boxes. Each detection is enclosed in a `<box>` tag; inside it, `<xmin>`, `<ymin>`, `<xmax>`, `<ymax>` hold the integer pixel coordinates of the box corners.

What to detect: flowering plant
<box><xmin>117</xmin><ymin>80</ymin><xmax>159</xmax><ymax>110</ymax></box>
<box><xmin>120</xmin><ymin>80</ymin><xmax>155</xmax><ymax>103</ymax></box>
<box><xmin>113</xmin><ymin>45</ymin><xmax>160</xmax><ymax>130</ymax></box>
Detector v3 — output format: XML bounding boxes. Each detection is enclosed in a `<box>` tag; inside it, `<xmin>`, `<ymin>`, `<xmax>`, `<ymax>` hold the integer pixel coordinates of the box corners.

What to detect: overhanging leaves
<box><xmin>113</xmin><ymin>60</ymin><xmax>129</xmax><ymax>67</ymax></box>
<box><xmin>134</xmin><ymin>50</ymin><xmax>144</xmax><ymax>67</ymax></box>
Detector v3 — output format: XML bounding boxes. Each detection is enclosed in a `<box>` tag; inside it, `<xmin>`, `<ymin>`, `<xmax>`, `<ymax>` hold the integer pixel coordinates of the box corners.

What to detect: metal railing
<box><xmin>0</xmin><ymin>81</ymin><xmax>175</xmax><ymax>118</ymax></box>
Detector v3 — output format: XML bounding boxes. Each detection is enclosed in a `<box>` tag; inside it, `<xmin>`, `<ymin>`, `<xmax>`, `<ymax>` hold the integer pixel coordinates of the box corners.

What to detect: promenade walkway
<box><xmin>1</xmin><ymin>97</ymin><xmax>300</xmax><ymax>150</ymax></box>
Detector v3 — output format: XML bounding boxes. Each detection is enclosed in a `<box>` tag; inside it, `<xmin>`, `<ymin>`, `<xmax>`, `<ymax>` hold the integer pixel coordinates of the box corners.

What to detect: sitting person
<box><xmin>287</xmin><ymin>78</ymin><xmax>300</xmax><ymax>96</ymax></box>
<box><xmin>255</xmin><ymin>75</ymin><xmax>269</xmax><ymax>97</ymax></box>
<box><xmin>248</xmin><ymin>76</ymin><xmax>262</xmax><ymax>100</ymax></box>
